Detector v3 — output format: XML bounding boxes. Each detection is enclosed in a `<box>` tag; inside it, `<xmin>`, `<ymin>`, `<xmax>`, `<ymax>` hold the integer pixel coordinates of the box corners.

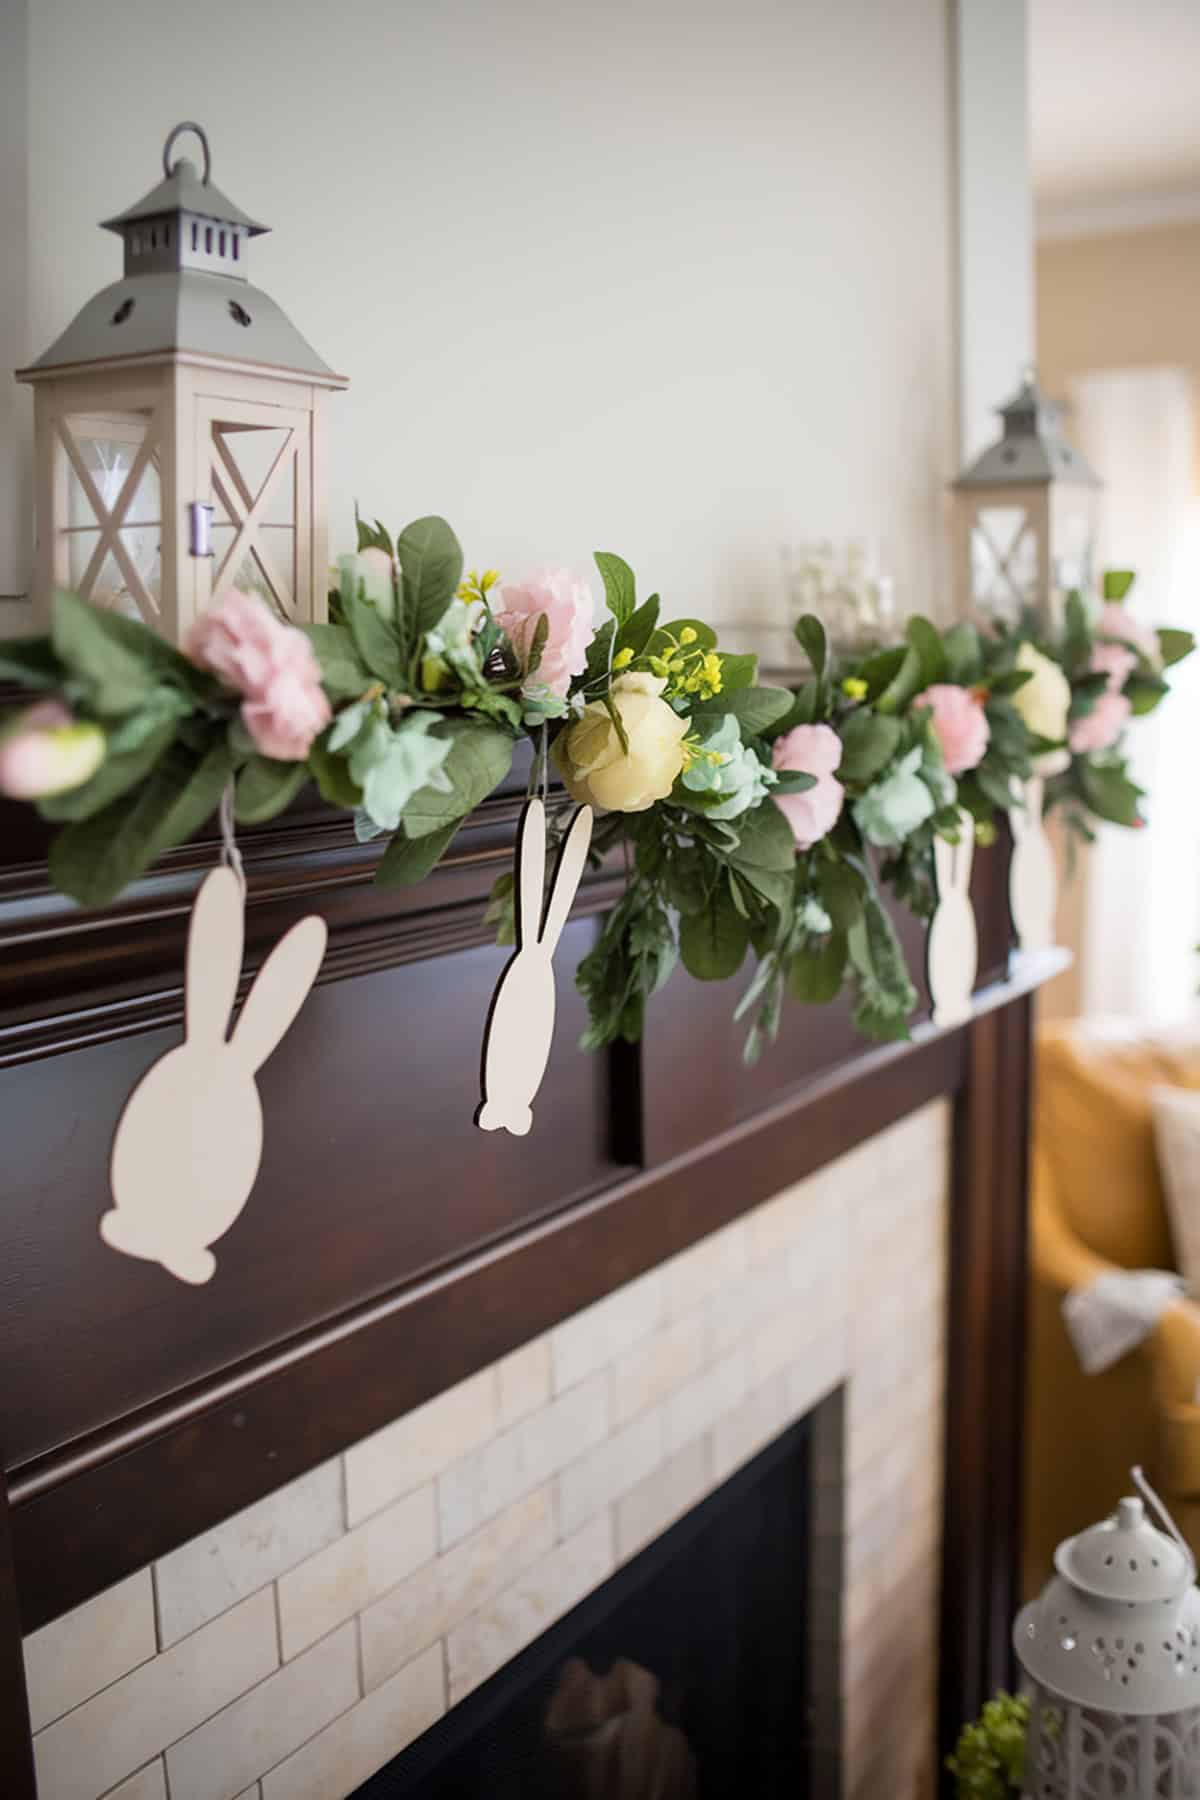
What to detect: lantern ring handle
<box><xmin>163</xmin><ymin>122</ymin><xmax>211</xmax><ymax>185</ymax></box>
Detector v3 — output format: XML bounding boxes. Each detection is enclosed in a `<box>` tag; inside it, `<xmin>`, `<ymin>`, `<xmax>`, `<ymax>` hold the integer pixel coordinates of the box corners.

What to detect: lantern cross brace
<box><xmin>210</xmin><ymin>426</ymin><xmax>297</xmax><ymax>617</ymax></box>
<box><xmin>973</xmin><ymin>508</ymin><xmax>1034</xmax><ymax>600</ymax></box>
<box><xmin>56</xmin><ymin>413</ymin><xmax>163</xmax><ymax>619</ymax></box>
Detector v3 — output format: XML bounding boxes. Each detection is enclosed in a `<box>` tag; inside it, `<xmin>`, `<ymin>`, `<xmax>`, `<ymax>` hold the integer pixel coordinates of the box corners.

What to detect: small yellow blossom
<box><xmin>612</xmin><ymin>646</ymin><xmax>634</xmax><ymax>671</ymax></box>
<box><xmin>679</xmin><ymin>626</ymin><xmax>698</xmax><ymax>646</ymax></box>
<box><xmin>481</xmin><ymin>569</ymin><xmax>501</xmax><ymax>591</ymax></box>
<box><xmin>842</xmin><ymin>676</ymin><xmax>868</xmax><ymax>701</ymax></box>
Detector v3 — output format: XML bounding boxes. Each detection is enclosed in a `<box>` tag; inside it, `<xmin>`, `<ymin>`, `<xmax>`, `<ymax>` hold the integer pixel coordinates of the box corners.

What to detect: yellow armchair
<box><xmin>1024</xmin><ymin>1023</ymin><xmax>1200</xmax><ymax>1593</ymax></box>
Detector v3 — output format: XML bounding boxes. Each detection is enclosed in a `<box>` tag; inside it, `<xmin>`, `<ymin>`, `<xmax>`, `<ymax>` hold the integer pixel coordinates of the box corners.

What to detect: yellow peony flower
<box><xmin>553</xmin><ymin>672</ymin><xmax>689</xmax><ymax>812</ymax></box>
<box><xmin>1011</xmin><ymin>642</ymin><xmax>1072</xmax><ymax>772</ymax></box>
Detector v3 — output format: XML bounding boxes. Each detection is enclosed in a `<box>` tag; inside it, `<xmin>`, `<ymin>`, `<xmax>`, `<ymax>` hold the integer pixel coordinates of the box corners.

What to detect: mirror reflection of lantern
<box><xmin>952</xmin><ymin>370</ymin><xmax>1100</xmax><ymax>635</ymax></box>
<box><xmin>16</xmin><ymin>122</ymin><xmax>347</xmax><ymax>645</ymax></box>
<box><xmin>1014</xmin><ymin>1469</ymin><xmax>1200</xmax><ymax>1797</ymax></box>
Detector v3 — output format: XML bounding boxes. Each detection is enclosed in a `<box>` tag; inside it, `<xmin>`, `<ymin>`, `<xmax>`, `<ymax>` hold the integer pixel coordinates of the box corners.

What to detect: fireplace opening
<box><xmin>352</xmin><ymin>1411</ymin><xmax>835</xmax><ymax>1798</ymax></box>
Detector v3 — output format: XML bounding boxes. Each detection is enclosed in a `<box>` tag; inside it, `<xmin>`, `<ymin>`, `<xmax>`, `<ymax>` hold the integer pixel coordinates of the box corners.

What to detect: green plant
<box><xmin>946</xmin><ymin>1691</ymin><xmax>1029</xmax><ymax>1797</ymax></box>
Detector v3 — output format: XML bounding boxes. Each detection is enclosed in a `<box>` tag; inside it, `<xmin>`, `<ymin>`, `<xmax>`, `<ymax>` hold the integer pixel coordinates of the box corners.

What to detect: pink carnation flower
<box><xmin>1069</xmin><ymin>689</ymin><xmax>1131</xmax><ymax>754</ymax></box>
<box><xmin>495</xmin><ymin>569</ymin><xmax>593</xmax><ymax>699</ymax></box>
<box><xmin>771</xmin><ymin>724</ymin><xmax>845</xmax><ymax>851</ymax></box>
<box><xmin>913</xmin><ymin>683</ymin><xmax>990</xmax><ymax>776</ymax></box>
<box><xmin>1096</xmin><ymin>603</ymin><xmax>1158</xmax><ymax>665</ymax></box>
<box><xmin>1090</xmin><ymin>641</ymin><xmax>1136</xmax><ymax>692</ymax></box>
<box><xmin>186</xmin><ymin>590</ymin><xmax>331</xmax><ymax>762</ymax></box>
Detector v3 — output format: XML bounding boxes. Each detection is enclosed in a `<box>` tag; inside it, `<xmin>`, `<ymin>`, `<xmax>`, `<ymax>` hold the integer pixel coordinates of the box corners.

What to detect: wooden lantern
<box><xmin>16</xmin><ymin>122</ymin><xmax>347</xmax><ymax>644</ymax></box>
<box><xmin>952</xmin><ymin>370</ymin><xmax>1100</xmax><ymax>634</ymax></box>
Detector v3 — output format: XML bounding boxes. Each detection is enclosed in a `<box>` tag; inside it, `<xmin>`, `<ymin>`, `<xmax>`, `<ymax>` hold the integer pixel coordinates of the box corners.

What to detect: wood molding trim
<box><xmin>0</xmin><ymin>1468</ymin><xmax>35</xmax><ymax>1800</ymax></box>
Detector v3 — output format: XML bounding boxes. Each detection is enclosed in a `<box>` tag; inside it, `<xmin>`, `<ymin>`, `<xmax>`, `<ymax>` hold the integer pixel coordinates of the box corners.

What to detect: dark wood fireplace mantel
<box><xmin>0</xmin><ymin>785</ymin><xmax>1036</xmax><ymax>1794</ymax></box>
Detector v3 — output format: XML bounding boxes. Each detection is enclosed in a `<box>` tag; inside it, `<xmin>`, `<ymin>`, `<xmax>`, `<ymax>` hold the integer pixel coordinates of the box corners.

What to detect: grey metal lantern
<box><xmin>953</xmin><ymin>369</ymin><xmax>1101</xmax><ymax>633</ymax></box>
<box><xmin>1015</xmin><ymin>1469</ymin><xmax>1200</xmax><ymax>1798</ymax></box>
<box><xmin>16</xmin><ymin>122</ymin><xmax>347</xmax><ymax>643</ymax></box>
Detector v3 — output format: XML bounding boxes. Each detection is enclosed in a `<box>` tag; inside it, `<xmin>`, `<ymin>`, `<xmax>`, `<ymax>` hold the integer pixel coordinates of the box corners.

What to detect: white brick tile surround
<box><xmin>23</xmin><ymin>1099</ymin><xmax>949</xmax><ymax>1800</ymax></box>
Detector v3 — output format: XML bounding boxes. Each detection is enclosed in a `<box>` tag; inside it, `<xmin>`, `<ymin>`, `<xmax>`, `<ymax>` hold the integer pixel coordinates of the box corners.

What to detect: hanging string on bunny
<box><xmin>218</xmin><ymin>778</ymin><xmax>246</xmax><ymax>899</ymax></box>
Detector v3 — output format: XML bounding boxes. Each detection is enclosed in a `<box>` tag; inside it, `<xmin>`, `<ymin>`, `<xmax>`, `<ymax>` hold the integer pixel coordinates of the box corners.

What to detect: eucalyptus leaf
<box><xmin>905</xmin><ymin>615</ymin><xmax>945</xmax><ymax>687</ymax></box>
<box><xmin>726</xmin><ymin>800</ymin><xmax>796</xmax><ymax>911</ymax></box>
<box><xmin>875</xmin><ymin>645</ymin><xmax>924</xmax><ymax>715</ymax></box>
<box><xmin>941</xmin><ymin>621</ymin><xmax>983</xmax><ymax>686</ymax></box>
<box><xmin>341</xmin><ymin>586</ymin><xmax>406</xmax><ymax>688</ymax></box>
<box><xmin>308</xmin><ymin>730</ymin><xmax>363</xmax><ymax>808</ymax></box>
<box><xmin>376</xmin><ymin>819</ymin><xmax>461</xmax><ymax>887</ymax></box>
<box><xmin>837</xmin><ymin>710</ymin><xmax>903</xmax><ymax>784</ymax></box>
<box><xmin>645</xmin><ymin>618</ymin><xmax>717</xmax><ymax>660</ymax></box>
<box><xmin>614</xmin><ymin>594</ymin><xmax>661</xmax><ymax>661</ymax></box>
<box><xmin>714</xmin><ymin>653</ymin><xmax>757</xmax><ymax>693</ymax></box>
<box><xmin>692</xmin><ymin>684</ymin><xmax>793</xmax><ymax>736</ymax></box>
<box><xmin>794</xmin><ymin>614</ymin><xmax>826</xmax><ymax>677</ymax></box>
<box><xmin>788</xmin><ymin>931</ymin><xmax>847</xmax><ymax>1004</ymax></box>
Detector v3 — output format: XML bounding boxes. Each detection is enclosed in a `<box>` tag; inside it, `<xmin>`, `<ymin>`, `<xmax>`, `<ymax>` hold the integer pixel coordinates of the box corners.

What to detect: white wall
<box><xmin>14</xmin><ymin>0</ymin><xmax>960</xmax><ymax>628</ymax></box>
<box><xmin>0</xmin><ymin>0</ymin><xmax>30</xmax><ymax>608</ymax></box>
<box><xmin>955</xmin><ymin>0</ymin><xmax>1035</xmax><ymax>460</ymax></box>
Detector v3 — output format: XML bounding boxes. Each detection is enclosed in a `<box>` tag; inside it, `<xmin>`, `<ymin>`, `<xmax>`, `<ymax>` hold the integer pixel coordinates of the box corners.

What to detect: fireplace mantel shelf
<box><xmin>0</xmin><ymin>798</ymin><xmax>1044</xmax><ymax>1795</ymax></box>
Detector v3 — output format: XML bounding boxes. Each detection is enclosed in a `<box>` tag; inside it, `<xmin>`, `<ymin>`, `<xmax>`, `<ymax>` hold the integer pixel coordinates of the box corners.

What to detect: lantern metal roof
<box><xmin>954</xmin><ymin>369</ymin><xmax>1101</xmax><ymax>491</ymax></box>
<box><xmin>17</xmin><ymin>123</ymin><xmax>343</xmax><ymax>388</ymax></box>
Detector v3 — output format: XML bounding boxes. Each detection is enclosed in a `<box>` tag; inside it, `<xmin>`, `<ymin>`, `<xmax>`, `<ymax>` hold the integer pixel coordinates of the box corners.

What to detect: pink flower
<box><xmin>913</xmin><ymin>683</ymin><xmax>990</xmax><ymax>776</ymax></box>
<box><xmin>1090</xmin><ymin>641</ymin><xmax>1136</xmax><ymax>692</ymax></box>
<box><xmin>494</xmin><ymin>569</ymin><xmax>593</xmax><ymax>699</ymax></box>
<box><xmin>771</xmin><ymin>724</ymin><xmax>845</xmax><ymax>850</ymax></box>
<box><xmin>1069</xmin><ymin>689</ymin><xmax>1131</xmax><ymax>754</ymax></box>
<box><xmin>0</xmin><ymin>701</ymin><xmax>105</xmax><ymax>798</ymax></box>
<box><xmin>1096</xmin><ymin>603</ymin><xmax>1158</xmax><ymax>665</ymax></box>
<box><xmin>186</xmin><ymin>590</ymin><xmax>331</xmax><ymax>762</ymax></box>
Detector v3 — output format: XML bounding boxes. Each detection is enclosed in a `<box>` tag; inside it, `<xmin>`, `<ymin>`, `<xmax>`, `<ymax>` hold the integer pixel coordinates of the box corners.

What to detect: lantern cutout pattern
<box><xmin>16</xmin><ymin>122</ymin><xmax>347</xmax><ymax>645</ymax></box>
<box><xmin>1015</xmin><ymin>1469</ymin><xmax>1200</xmax><ymax>1798</ymax></box>
<box><xmin>953</xmin><ymin>369</ymin><xmax>1101</xmax><ymax>634</ymax></box>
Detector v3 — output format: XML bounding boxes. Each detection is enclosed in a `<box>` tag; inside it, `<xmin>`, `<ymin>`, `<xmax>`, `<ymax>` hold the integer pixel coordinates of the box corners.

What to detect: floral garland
<box><xmin>0</xmin><ymin>515</ymin><xmax>1191</xmax><ymax>1060</ymax></box>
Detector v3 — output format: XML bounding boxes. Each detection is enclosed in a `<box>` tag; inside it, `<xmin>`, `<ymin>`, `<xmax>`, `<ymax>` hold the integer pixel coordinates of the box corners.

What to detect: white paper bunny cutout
<box><xmin>1008</xmin><ymin>774</ymin><xmax>1056</xmax><ymax>952</ymax></box>
<box><xmin>102</xmin><ymin>866</ymin><xmax>327</xmax><ymax>1285</ymax></box>
<box><xmin>477</xmin><ymin>798</ymin><xmax>594</xmax><ymax>1137</ymax></box>
<box><xmin>926</xmin><ymin>808</ymin><xmax>977</xmax><ymax>1030</ymax></box>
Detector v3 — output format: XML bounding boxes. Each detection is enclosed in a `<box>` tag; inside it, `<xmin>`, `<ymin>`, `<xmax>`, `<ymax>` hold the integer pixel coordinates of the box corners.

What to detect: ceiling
<box><xmin>1030</xmin><ymin>0</ymin><xmax>1200</xmax><ymax>229</ymax></box>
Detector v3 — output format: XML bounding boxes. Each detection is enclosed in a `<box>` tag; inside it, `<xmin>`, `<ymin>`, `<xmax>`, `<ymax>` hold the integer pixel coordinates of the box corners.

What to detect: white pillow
<box><xmin>1151</xmin><ymin>1084</ymin><xmax>1200</xmax><ymax>1291</ymax></box>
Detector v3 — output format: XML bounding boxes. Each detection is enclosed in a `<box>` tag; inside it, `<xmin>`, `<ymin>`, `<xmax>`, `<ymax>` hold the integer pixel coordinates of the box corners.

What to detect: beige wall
<box><xmin>1037</xmin><ymin>220</ymin><xmax>1200</xmax><ymax>492</ymax></box>
<box><xmin>9</xmin><ymin>0</ymin><xmax>963</xmax><ymax>632</ymax></box>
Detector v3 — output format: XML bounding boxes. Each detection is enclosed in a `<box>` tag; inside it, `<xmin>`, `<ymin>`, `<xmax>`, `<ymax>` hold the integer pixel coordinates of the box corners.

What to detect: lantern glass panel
<box><xmin>61</xmin><ymin>411</ymin><xmax>161</xmax><ymax>620</ymax></box>
<box><xmin>207</xmin><ymin>419</ymin><xmax>299</xmax><ymax>621</ymax></box>
<box><xmin>1051</xmin><ymin>488</ymin><xmax>1096</xmax><ymax>606</ymax></box>
<box><xmin>970</xmin><ymin>504</ymin><xmax>1038</xmax><ymax>622</ymax></box>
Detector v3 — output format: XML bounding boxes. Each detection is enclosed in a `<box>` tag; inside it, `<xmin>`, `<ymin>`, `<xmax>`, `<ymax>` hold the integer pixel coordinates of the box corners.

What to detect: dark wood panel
<box><xmin>10</xmin><ymin>1025</ymin><xmax>963</xmax><ymax>1632</ymax></box>
<box><xmin>938</xmin><ymin>994</ymin><xmax>1033</xmax><ymax>1781</ymax></box>
<box><xmin>0</xmin><ymin>920</ymin><xmax>622</xmax><ymax>1468</ymax></box>
<box><xmin>0</xmin><ymin>1470</ymin><xmax>35</xmax><ymax>1800</ymax></box>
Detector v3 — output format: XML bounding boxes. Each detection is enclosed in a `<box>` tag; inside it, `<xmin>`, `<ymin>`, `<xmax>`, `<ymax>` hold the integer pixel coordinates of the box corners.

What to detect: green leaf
<box><xmin>614</xmin><ymin>594</ymin><xmax>661</xmax><ymax>661</ymax></box>
<box><xmin>678</xmin><ymin>880</ymin><xmax>750</xmax><ymax>980</ymax></box>
<box><xmin>772</xmin><ymin>769</ymin><xmax>817</xmax><ymax>794</ymax></box>
<box><xmin>1064</xmin><ymin>590</ymin><xmax>1091</xmax><ymax>667</ymax></box>
<box><xmin>39</xmin><ymin>718</ymin><xmax>178</xmax><ymax>822</ymax></box>
<box><xmin>693</xmin><ymin>685</ymin><xmax>793</xmax><ymax>736</ymax></box>
<box><xmin>846</xmin><ymin>879</ymin><xmax>917</xmax><ymax>1040</ymax></box>
<box><xmin>354</xmin><ymin>505</ymin><xmax>394</xmax><ymax>556</ymax></box>
<box><xmin>837</xmin><ymin>711</ymin><xmax>903</xmax><ymax>784</ymax></box>
<box><xmin>941</xmin><ymin>621</ymin><xmax>983</xmax><ymax>686</ymax></box>
<box><xmin>1159</xmin><ymin>628</ymin><xmax>1195</xmax><ymax>668</ymax></box>
<box><xmin>1078</xmin><ymin>758</ymin><xmax>1142</xmax><ymax>827</ymax></box>
<box><xmin>988</xmin><ymin>667</ymin><xmax>1033</xmax><ymax>695</ymax></box>
<box><xmin>342</xmin><ymin>586</ymin><xmax>406</xmax><ymax>688</ymax></box>
<box><xmin>788</xmin><ymin>931</ymin><xmax>847</xmax><ymax>1003</ymax></box>
<box><xmin>304</xmin><ymin>623</ymin><xmax>372</xmax><ymax>700</ymax></box>
<box><xmin>0</xmin><ymin>636</ymin><xmax>65</xmax><ymax>691</ymax></box>
<box><xmin>814</xmin><ymin>857</ymin><xmax>864</xmax><ymax>931</ymax></box>
<box><xmin>48</xmin><ymin>739</ymin><xmax>233</xmax><ymax>906</ymax></box>
<box><xmin>308</xmin><ymin>729</ymin><xmax>363</xmax><ymax>808</ymax></box>
<box><xmin>645</xmin><ymin>618</ymin><xmax>717</xmax><ymax>661</ymax></box>
<box><xmin>875</xmin><ymin>645</ymin><xmax>924</xmax><ymax>715</ymax></box>
<box><xmin>1103</xmin><ymin>569</ymin><xmax>1136</xmax><ymax>602</ymax></box>
<box><xmin>584</xmin><ymin>620</ymin><xmax>615</xmax><ymax>686</ymax></box>
<box><xmin>777</xmin><ymin>680</ymin><xmax>820</xmax><ymax>729</ymax></box>
<box><xmin>794</xmin><ymin>614</ymin><xmax>826</xmax><ymax>677</ymax></box>
<box><xmin>594</xmin><ymin>551</ymin><xmax>637</xmax><ymax>627</ymax></box>
<box><xmin>726</xmin><ymin>800</ymin><xmax>796</xmax><ymax>911</ymax></box>
<box><xmin>1126</xmin><ymin>674</ymin><xmax>1169</xmax><ymax>717</ymax></box>
<box><xmin>51</xmin><ymin>590</ymin><xmax>157</xmax><ymax>716</ymax></box>
<box><xmin>715</xmin><ymin>652</ymin><xmax>757</xmax><ymax>692</ymax></box>
<box><xmin>905</xmin><ymin>615</ymin><xmax>945</xmax><ymax>687</ymax></box>
<box><xmin>857</xmin><ymin>646</ymin><xmax>907</xmax><ymax>702</ymax></box>
<box><xmin>397</xmin><ymin>515</ymin><xmax>464</xmax><ymax>640</ymax></box>
<box><xmin>524</xmin><ymin>612</ymin><xmax>551</xmax><ymax>680</ymax></box>
<box><xmin>403</xmin><ymin>720</ymin><xmax>514</xmax><ymax>838</ymax></box>
<box><xmin>376</xmin><ymin>819</ymin><xmax>460</xmax><ymax>887</ymax></box>
<box><xmin>235</xmin><ymin>755</ymin><xmax>308</xmax><ymax>824</ymax></box>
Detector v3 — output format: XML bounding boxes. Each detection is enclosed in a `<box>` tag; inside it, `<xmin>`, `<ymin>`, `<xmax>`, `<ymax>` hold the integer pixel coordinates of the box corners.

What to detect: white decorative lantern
<box><xmin>1015</xmin><ymin>1470</ymin><xmax>1200</xmax><ymax>1797</ymax></box>
<box><xmin>953</xmin><ymin>370</ymin><xmax>1101</xmax><ymax>634</ymax></box>
<box><xmin>16</xmin><ymin>122</ymin><xmax>346</xmax><ymax>643</ymax></box>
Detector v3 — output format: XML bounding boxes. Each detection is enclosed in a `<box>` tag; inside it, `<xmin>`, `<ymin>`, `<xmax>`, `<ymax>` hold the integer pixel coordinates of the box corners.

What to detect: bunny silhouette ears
<box><xmin>514</xmin><ymin>799</ymin><xmax>594</xmax><ymax>954</ymax></box>
<box><xmin>102</xmin><ymin>867</ymin><xmax>327</xmax><ymax>1286</ymax></box>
